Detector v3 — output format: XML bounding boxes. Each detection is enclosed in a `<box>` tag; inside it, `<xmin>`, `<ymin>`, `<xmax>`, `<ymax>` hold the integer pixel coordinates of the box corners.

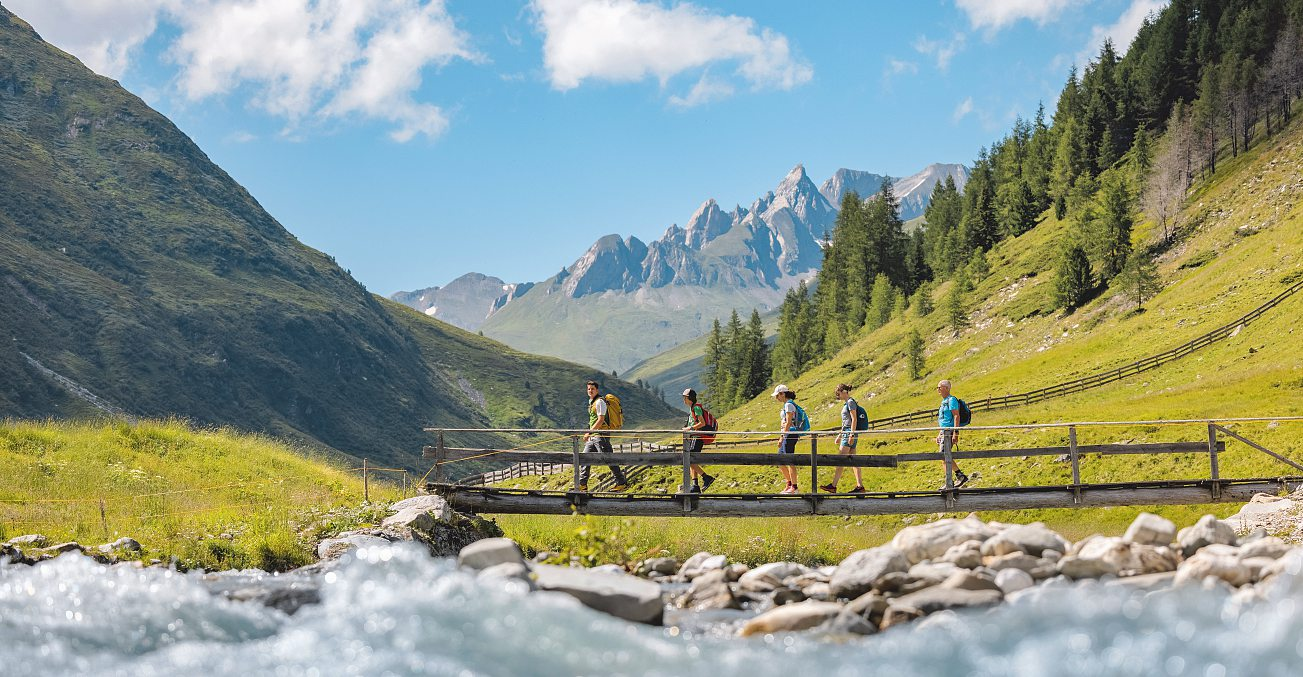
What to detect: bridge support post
<box><xmin>682</xmin><ymin>436</ymin><xmax>692</xmax><ymax>512</ymax></box>
<box><xmin>572</xmin><ymin>435</ymin><xmax>582</xmax><ymax>492</ymax></box>
<box><xmin>433</xmin><ymin>431</ymin><xmax>446</xmax><ymax>484</ymax></box>
<box><xmin>1208</xmin><ymin>423</ymin><xmax>1221</xmax><ymax>500</ymax></box>
<box><xmin>810</xmin><ymin>435</ymin><xmax>819</xmax><ymax>514</ymax></box>
<box><xmin>941</xmin><ymin>430</ymin><xmax>956</xmax><ymax>510</ymax></box>
<box><xmin>1069</xmin><ymin>426</ymin><xmax>1081</xmax><ymax>504</ymax></box>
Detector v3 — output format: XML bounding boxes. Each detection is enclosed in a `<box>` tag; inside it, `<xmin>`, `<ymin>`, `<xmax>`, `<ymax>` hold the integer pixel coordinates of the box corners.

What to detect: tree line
<box><xmin>769</xmin><ymin>0</ymin><xmax>1303</xmax><ymax>386</ymax></box>
<box><xmin>702</xmin><ymin>309</ymin><xmax>770</xmax><ymax>411</ymax></box>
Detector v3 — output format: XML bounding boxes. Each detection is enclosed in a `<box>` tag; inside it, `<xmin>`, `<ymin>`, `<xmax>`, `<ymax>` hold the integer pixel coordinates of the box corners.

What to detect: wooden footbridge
<box><xmin>422</xmin><ymin>418</ymin><xmax>1303</xmax><ymax>517</ymax></box>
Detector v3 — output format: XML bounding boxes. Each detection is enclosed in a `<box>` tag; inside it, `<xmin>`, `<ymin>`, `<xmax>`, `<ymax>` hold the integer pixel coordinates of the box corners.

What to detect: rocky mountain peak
<box><xmin>683</xmin><ymin>198</ymin><xmax>731</xmax><ymax>249</ymax></box>
<box><xmin>819</xmin><ymin>168</ymin><xmax>892</xmax><ymax>206</ymax></box>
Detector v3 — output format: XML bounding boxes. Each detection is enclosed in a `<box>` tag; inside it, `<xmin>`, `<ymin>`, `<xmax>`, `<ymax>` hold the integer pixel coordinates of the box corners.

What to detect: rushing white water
<box><xmin>3</xmin><ymin>545</ymin><xmax>1303</xmax><ymax>676</ymax></box>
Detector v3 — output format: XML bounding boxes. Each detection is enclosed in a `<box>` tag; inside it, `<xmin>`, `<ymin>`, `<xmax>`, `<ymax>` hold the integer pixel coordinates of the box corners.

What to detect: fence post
<box><xmin>810</xmin><ymin>434</ymin><xmax>819</xmax><ymax>514</ymax></box>
<box><xmin>681</xmin><ymin>434</ymin><xmax>693</xmax><ymax>511</ymax></box>
<box><xmin>363</xmin><ymin>458</ymin><xmax>369</xmax><ymax>503</ymax></box>
<box><xmin>941</xmin><ymin>430</ymin><xmax>955</xmax><ymax>490</ymax></box>
<box><xmin>1068</xmin><ymin>426</ymin><xmax>1081</xmax><ymax>504</ymax></box>
<box><xmin>1208</xmin><ymin>423</ymin><xmax>1221</xmax><ymax>500</ymax></box>
<box><xmin>572</xmin><ymin>435</ymin><xmax>582</xmax><ymax>492</ymax></box>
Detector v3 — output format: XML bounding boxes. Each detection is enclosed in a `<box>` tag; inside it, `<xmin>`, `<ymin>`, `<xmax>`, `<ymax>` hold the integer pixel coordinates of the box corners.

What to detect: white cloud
<box><xmin>5</xmin><ymin>0</ymin><xmax>170</xmax><ymax>79</ymax></box>
<box><xmin>531</xmin><ymin>0</ymin><xmax>811</xmax><ymax>106</ymax></box>
<box><xmin>955</xmin><ymin>0</ymin><xmax>1083</xmax><ymax>31</ymax></box>
<box><xmin>913</xmin><ymin>33</ymin><xmax>966</xmax><ymax>71</ymax></box>
<box><xmin>1079</xmin><ymin>0</ymin><xmax>1167</xmax><ymax>65</ymax></box>
<box><xmin>885</xmin><ymin>58</ymin><xmax>919</xmax><ymax>77</ymax></box>
<box><xmin>953</xmin><ymin>96</ymin><xmax>975</xmax><ymax>123</ymax></box>
<box><xmin>8</xmin><ymin>0</ymin><xmax>477</xmax><ymax>142</ymax></box>
<box><xmin>668</xmin><ymin>74</ymin><xmax>734</xmax><ymax>107</ymax></box>
<box><xmin>225</xmin><ymin>130</ymin><xmax>258</xmax><ymax>143</ymax></box>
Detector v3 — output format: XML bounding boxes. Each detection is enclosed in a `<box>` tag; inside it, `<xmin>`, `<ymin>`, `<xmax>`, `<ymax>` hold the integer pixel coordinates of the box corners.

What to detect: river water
<box><xmin>2</xmin><ymin>544</ymin><xmax>1302</xmax><ymax>676</ymax></box>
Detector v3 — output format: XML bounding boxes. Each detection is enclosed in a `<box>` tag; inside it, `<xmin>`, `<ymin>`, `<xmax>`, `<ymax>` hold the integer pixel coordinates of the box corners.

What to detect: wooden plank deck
<box><xmin>428</xmin><ymin>477</ymin><xmax>1303</xmax><ymax>517</ymax></box>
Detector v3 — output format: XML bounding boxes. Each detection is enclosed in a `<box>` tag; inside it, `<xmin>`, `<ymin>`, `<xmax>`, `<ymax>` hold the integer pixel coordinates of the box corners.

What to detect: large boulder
<box><xmin>892</xmin><ymin>518</ymin><xmax>997</xmax><ymax>564</ymax></box>
<box><xmin>829</xmin><ymin>546</ymin><xmax>910</xmax><ymax>599</ymax></box>
<box><xmin>458</xmin><ymin>538</ymin><xmax>525</xmax><ymax>571</ymax></box>
<box><xmin>980</xmin><ymin>523</ymin><xmax>1069</xmax><ymax>558</ymax></box>
<box><xmin>533</xmin><ymin>564</ymin><xmax>664</xmax><ymax>625</ymax></box>
<box><xmin>388</xmin><ymin>495</ymin><xmax>452</xmax><ymax>521</ymax></box>
<box><xmin>738</xmin><ymin>601</ymin><xmax>844</xmax><ymax>637</ymax></box>
<box><xmin>382</xmin><ymin>507</ymin><xmax>437</xmax><ymax>532</ymax></box>
<box><xmin>1123</xmin><ymin>513</ymin><xmax>1176</xmax><ymax>546</ymax></box>
<box><xmin>1177</xmin><ymin>515</ymin><xmax>1237</xmax><ymax>558</ymax></box>
<box><xmin>890</xmin><ymin>587</ymin><xmax>1002</xmax><ymax>614</ymax></box>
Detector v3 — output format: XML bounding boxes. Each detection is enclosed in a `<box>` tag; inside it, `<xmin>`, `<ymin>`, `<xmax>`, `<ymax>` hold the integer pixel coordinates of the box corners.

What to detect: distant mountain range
<box><xmin>394</xmin><ymin>161</ymin><xmax>967</xmax><ymax>373</ymax></box>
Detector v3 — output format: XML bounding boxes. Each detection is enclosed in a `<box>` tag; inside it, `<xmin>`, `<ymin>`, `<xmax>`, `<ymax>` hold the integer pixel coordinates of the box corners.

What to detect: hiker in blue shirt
<box><xmin>820</xmin><ymin>383</ymin><xmax>866</xmax><ymax>493</ymax></box>
<box><xmin>937</xmin><ymin>379</ymin><xmax>969</xmax><ymax>488</ymax></box>
<box><xmin>772</xmin><ymin>384</ymin><xmax>805</xmax><ymax>494</ymax></box>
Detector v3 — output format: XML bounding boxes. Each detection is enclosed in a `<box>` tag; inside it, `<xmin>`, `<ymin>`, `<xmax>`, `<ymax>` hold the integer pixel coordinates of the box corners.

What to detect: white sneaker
<box><xmin>780</xmin><ymin>485</ymin><xmax>797</xmax><ymax>494</ymax></box>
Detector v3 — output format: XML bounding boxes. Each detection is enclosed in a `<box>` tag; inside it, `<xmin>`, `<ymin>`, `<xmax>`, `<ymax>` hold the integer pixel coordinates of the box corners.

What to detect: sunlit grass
<box><xmin>0</xmin><ymin>418</ymin><xmax>402</xmax><ymax>571</ymax></box>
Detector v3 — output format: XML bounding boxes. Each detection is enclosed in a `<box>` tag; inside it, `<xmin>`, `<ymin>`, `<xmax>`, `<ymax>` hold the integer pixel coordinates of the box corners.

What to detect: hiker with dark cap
<box><xmin>577</xmin><ymin>380</ymin><xmax>628</xmax><ymax>492</ymax></box>
<box><xmin>820</xmin><ymin>383</ymin><xmax>866</xmax><ymax>494</ymax></box>
<box><xmin>680</xmin><ymin>388</ymin><xmax>718</xmax><ymax>493</ymax></box>
<box><xmin>937</xmin><ymin>379</ymin><xmax>969</xmax><ymax>489</ymax></box>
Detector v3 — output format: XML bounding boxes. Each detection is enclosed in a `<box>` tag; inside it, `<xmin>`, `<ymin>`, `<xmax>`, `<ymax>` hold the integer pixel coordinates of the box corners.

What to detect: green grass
<box><xmin>0</xmin><ymin>419</ymin><xmax>402</xmax><ymax>571</ymax></box>
<box><xmin>490</xmin><ymin>116</ymin><xmax>1303</xmax><ymax>566</ymax></box>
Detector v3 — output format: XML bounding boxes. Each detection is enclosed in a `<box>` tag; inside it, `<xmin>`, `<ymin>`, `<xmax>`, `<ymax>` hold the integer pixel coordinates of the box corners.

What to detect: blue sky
<box><xmin>11</xmin><ymin>0</ymin><xmax>1165</xmax><ymax>294</ymax></box>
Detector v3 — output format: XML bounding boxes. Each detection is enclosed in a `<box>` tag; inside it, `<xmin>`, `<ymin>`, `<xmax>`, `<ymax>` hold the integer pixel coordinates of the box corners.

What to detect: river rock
<box><xmin>46</xmin><ymin>542</ymin><xmax>84</xmax><ymax>555</ymax></box>
<box><xmin>724</xmin><ymin>563</ymin><xmax>750</xmax><ymax>582</ymax></box>
<box><xmin>817</xmin><ymin>607</ymin><xmax>878</xmax><ymax>636</ymax></box>
<box><xmin>0</xmin><ymin>544</ymin><xmax>27</xmax><ymax>565</ymax></box>
<box><xmin>739</xmin><ymin>562</ymin><xmax>809</xmax><ymax>591</ymax></box>
<box><xmin>773</xmin><ymin>588</ymin><xmax>807</xmax><ymax>606</ymax></box>
<box><xmin>677</xmin><ymin>569</ymin><xmax>740</xmax><ymax>611</ymax></box>
<box><xmin>1074</xmin><ymin>537</ymin><xmax>1179</xmax><ymax>575</ymax></box>
<box><xmin>458</xmin><ymin>537</ymin><xmax>525</xmax><ymax>571</ymax></box>
<box><xmin>97</xmin><ymin>537</ymin><xmax>142</xmax><ymax>555</ymax></box>
<box><xmin>1057</xmin><ymin>555</ymin><xmax>1118</xmax><ymax>579</ymax></box>
<box><xmin>6</xmin><ymin>534</ymin><xmax>48</xmax><ymax>548</ymax></box>
<box><xmin>1107</xmin><ymin>571</ymin><xmax>1177</xmax><ymax>591</ymax></box>
<box><xmin>533</xmin><ymin>564</ymin><xmax>664</xmax><ymax>625</ymax></box>
<box><xmin>880</xmin><ymin>604</ymin><xmax>925</xmax><ymax>630</ymax></box>
<box><xmin>829</xmin><ymin>546</ymin><xmax>909</xmax><ymax>599</ymax></box>
<box><xmin>388</xmin><ymin>495</ymin><xmax>452</xmax><ymax>521</ymax></box>
<box><xmin>892</xmin><ymin>517</ymin><xmax>997</xmax><ymax>564</ymax></box>
<box><xmin>938</xmin><ymin>541</ymin><xmax>983</xmax><ymax>569</ymax></box>
<box><xmin>1238</xmin><ymin>537</ymin><xmax>1291</xmax><ymax>560</ymax></box>
<box><xmin>382</xmin><ymin>507</ymin><xmax>437</xmax><ymax>532</ymax></box>
<box><xmin>803</xmin><ymin>582</ymin><xmax>834</xmax><ymax>601</ymax></box>
<box><xmin>1240</xmin><ymin>556</ymin><xmax>1277</xmax><ymax>582</ymax></box>
<box><xmin>1123</xmin><ymin>512</ymin><xmax>1177</xmax><ymax>546</ymax></box>
<box><xmin>738</xmin><ymin>601</ymin><xmax>843</xmax><ymax>637</ymax></box>
<box><xmin>1222</xmin><ymin>493</ymin><xmax>1298</xmax><ymax>533</ymax></box>
<box><xmin>678</xmin><ymin>552</ymin><xmax>727</xmax><ymax>579</ymax></box>
<box><xmin>477</xmin><ymin>561</ymin><xmax>533</xmax><ymax>586</ymax></box>
<box><xmin>909</xmin><ymin>561</ymin><xmax>961</xmax><ymax>582</ymax></box>
<box><xmin>316</xmin><ymin>533</ymin><xmax>393</xmax><ymax>560</ymax></box>
<box><xmin>994</xmin><ymin>568</ymin><xmax>1034</xmax><ymax>594</ymax></box>
<box><xmin>891</xmin><ymin>586</ymin><xmax>1002</xmax><ymax>614</ymax></box>
<box><xmin>1175</xmin><ymin>547</ymin><xmax>1251</xmax><ymax>587</ymax></box>
<box><xmin>1177</xmin><ymin>515</ymin><xmax>1237</xmax><ymax>557</ymax></box>
<box><xmin>941</xmin><ymin>570</ymin><xmax>1001</xmax><ymax>593</ymax></box>
<box><xmin>637</xmin><ymin>557</ymin><xmax>679</xmax><ymax>576</ymax></box>
<box><xmin>846</xmin><ymin>592</ymin><xmax>889</xmax><ymax>625</ymax></box>
<box><xmin>980</xmin><ymin>523</ymin><xmax>1070</xmax><ymax>558</ymax></box>
<box><xmin>987</xmin><ymin>552</ymin><xmax>1041</xmax><ymax>573</ymax></box>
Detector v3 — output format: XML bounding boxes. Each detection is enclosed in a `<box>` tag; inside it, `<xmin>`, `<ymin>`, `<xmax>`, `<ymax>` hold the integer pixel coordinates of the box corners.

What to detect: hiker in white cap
<box><xmin>772</xmin><ymin>384</ymin><xmax>810</xmax><ymax>494</ymax></box>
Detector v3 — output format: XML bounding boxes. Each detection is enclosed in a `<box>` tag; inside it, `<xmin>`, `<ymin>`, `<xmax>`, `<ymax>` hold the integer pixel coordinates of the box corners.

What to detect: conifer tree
<box><xmin>966</xmin><ymin>249</ymin><xmax>990</xmax><ymax>283</ymax></box>
<box><xmin>1054</xmin><ymin>243</ymin><xmax>1094</xmax><ymax>310</ymax></box>
<box><xmin>772</xmin><ymin>283</ymin><xmax>817</xmax><ymax>381</ymax></box>
<box><xmin>911</xmin><ymin>281</ymin><xmax>935</xmax><ymax>316</ymax></box>
<box><xmin>867</xmin><ymin>273</ymin><xmax>894</xmax><ymax>330</ymax></box>
<box><xmin>1091</xmin><ymin>175</ymin><xmax>1135</xmax><ymax>281</ymax></box>
<box><xmin>945</xmin><ymin>277</ymin><xmax>971</xmax><ymax>335</ymax></box>
<box><xmin>892</xmin><ymin>289</ymin><xmax>909</xmax><ymax>319</ymax></box>
<box><xmin>1115</xmin><ymin>250</ymin><xmax>1162</xmax><ymax>311</ymax></box>
<box><xmin>703</xmin><ymin>319</ymin><xmax>725</xmax><ymax>405</ymax></box>
<box><xmin>906</xmin><ymin>329</ymin><xmax>926</xmax><ymax>380</ymax></box>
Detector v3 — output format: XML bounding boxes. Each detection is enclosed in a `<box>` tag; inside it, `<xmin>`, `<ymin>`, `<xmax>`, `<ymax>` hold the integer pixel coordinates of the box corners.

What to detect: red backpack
<box><xmin>698</xmin><ymin>407</ymin><xmax>718</xmax><ymax>445</ymax></box>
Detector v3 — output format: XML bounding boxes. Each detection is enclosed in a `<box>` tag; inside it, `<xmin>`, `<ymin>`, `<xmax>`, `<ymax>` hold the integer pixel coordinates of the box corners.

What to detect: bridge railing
<box><xmin>424</xmin><ymin>417</ymin><xmax>1303</xmax><ymax>512</ymax></box>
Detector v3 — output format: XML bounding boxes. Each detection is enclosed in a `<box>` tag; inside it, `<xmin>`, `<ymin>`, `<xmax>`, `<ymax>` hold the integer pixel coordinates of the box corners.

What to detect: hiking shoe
<box><xmin>689</xmin><ymin>483</ymin><xmax>701</xmax><ymax>493</ymax></box>
<box><xmin>611</xmin><ymin>483</ymin><xmax>629</xmax><ymax>492</ymax></box>
<box><xmin>850</xmin><ymin>486</ymin><xmax>866</xmax><ymax>494</ymax></box>
<box><xmin>701</xmin><ymin>474</ymin><xmax>716</xmax><ymax>492</ymax></box>
<box><xmin>819</xmin><ymin>483</ymin><xmax>837</xmax><ymax>493</ymax></box>
<box><xmin>779</xmin><ymin>484</ymin><xmax>795</xmax><ymax>494</ymax></box>
<box><xmin>954</xmin><ymin>471</ymin><xmax>969</xmax><ymax>489</ymax></box>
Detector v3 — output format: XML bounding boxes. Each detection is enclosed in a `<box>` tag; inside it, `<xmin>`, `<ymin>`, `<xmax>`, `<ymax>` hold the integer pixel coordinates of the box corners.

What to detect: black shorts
<box><xmin>777</xmin><ymin>434</ymin><xmax>799</xmax><ymax>454</ymax></box>
<box><xmin>683</xmin><ymin>435</ymin><xmax>704</xmax><ymax>455</ymax></box>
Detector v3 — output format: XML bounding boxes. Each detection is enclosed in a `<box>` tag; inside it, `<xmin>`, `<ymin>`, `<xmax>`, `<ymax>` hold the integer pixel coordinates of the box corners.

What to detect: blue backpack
<box><xmin>790</xmin><ymin>403</ymin><xmax>811</xmax><ymax>432</ymax></box>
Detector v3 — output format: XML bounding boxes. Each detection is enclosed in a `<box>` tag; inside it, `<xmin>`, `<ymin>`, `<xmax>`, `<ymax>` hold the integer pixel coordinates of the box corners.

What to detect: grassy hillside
<box><xmin>482</xmin><ymin>278</ymin><xmax>785</xmax><ymax>374</ymax></box>
<box><xmin>0</xmin><ymin>7</ymin><xmax>679</xmax><ymax>474</ymax></box>
<box><xmin>623</xmin><ymin>310</ymin><xmax>779</xmax><ymax>409</ymax></box>
<box><xmin>492</xmin><ymin>115</ymin><xmax>1303</xmax><ymax>566</ymax></box>
<box><xmin>0</xmin><ymin>419</ymin><xmax>397</xmax><ymax>571</ymax></box>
